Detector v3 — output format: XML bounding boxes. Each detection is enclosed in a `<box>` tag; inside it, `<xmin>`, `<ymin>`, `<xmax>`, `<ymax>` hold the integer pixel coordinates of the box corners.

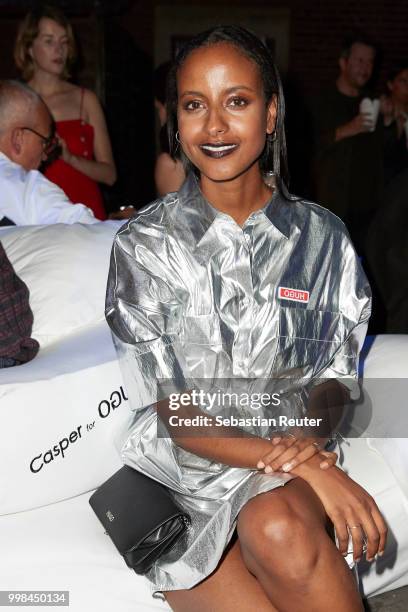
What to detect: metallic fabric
<box><xmin>105</xmin><ymin>173</ymin><xmax>371</xmax><ymax>593</ymax></box>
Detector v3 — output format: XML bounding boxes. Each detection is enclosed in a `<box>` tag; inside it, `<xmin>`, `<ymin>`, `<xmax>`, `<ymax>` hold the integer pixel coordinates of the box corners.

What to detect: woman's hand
<box><xmin>301</xmin><ymin>462</ymin><xmax>388</xmax><ymax>563</ymax></box>
<box><xmin>56</xmin><ymin>135</ymin><xmax>74</xmax><ymax>164</ymax></box>
<box><xmin>257</xmin><ymin>436</ymin><xmax>337</xmax><ymax>473</ymax></box>
<box><xmin>108</xmin><ymin>206</ymin><xmax>135</xmax><ymax>220</ymax></box>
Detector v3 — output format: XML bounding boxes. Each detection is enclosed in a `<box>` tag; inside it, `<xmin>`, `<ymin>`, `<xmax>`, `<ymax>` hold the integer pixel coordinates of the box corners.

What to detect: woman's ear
<box><xmin>266</xmin><ymin>95</ymin><xmax>277</xmax><ymax>135</ymax></box>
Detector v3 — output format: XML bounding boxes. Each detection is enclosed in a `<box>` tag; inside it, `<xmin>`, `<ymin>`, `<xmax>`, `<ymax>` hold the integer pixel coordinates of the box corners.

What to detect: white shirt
<box><xmin>0</xmin><ymin>152</ymin><xmax>98</xmax><ymax>226</ymax></box>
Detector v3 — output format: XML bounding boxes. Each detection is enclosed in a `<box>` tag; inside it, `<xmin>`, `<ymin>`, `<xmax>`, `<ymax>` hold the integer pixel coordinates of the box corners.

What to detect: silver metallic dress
<box><xmin>105</xmin><ymin>173</ymin><xmax>371</xmax><ymax>594</ymax></box>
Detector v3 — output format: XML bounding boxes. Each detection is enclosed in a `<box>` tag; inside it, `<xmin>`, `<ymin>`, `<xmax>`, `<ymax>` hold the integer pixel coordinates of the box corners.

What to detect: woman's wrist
<box><xmin>290</xmin><ymin>452</ymin><xmax>336</xmax><ymax>483</ymax></box>
<box><xmin>66</xmin><ymin>152</ymin><xmax>77</xmax><ymax>167</ymax></box>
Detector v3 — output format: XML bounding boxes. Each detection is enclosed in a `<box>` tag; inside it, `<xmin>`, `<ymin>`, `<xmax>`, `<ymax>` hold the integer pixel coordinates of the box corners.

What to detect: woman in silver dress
<box><xmin>106</xmin><ymin>26</ymin><xmax>387</xmax><ymax>612</ymax></box>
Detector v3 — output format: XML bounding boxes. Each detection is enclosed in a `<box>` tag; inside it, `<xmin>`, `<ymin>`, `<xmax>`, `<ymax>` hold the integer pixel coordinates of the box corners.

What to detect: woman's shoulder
<box><xmin>80</xmin><ymin>88</ymin><xmax>103</xmax><ymax>113</ymax></box>
<box><xmin>81</xmin><ymin>87</ymin><xmax>100</xmax><ymax>106</ymax></box>
<box><xmin>156</xmin><ymin>151</ymin><xmax>177</xmax><ymax>167</ymax></box>
<box><xmin>155</xmin><ymin>153</ymin><xmax>185</xmax><ymax>196</ymax></box>
<box><xmin>290</xmin><ymin>193</ymin><xmax>349</xmax><ymax>233</ymax></box>
<box><xmin>73</xmin><ymin>88</ymin><xmax>104</xmax><ymax>124</ymax></box>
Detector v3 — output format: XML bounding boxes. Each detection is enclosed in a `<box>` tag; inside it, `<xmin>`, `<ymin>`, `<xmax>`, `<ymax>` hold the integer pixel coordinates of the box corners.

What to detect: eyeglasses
<box><xmin>20</xmin><ymin>126</ymin><xmax>58</xmax><ymax>157</ymax></box>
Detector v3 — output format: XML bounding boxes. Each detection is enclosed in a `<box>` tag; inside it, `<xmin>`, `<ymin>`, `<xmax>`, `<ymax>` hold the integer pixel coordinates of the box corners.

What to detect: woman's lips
<box><xmin>199</xmin><ymin>143</ymin><xmax>238</xmax><ymax>158</ymax></box>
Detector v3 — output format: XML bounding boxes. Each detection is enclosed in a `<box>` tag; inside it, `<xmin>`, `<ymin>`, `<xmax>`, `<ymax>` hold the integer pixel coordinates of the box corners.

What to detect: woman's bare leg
<box><xmin>164</xmin><ymin>534</ymin><xmax>278</xmax><ymax>612</ymax></box>
<box><xmin>238</xmin><ymin>478</ymin><xmax>363</xmax><ymax>612</ymax></box>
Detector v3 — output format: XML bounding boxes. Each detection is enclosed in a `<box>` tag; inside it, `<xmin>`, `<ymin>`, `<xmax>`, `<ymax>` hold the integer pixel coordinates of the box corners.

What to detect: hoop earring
<box><xmin>176</xmin><ymin>131</ymin><xmax>180</xmax><ymax>143</ymax></box>
<box><xmin>267</xmin><ymin>130</ymin><xmax>277</xmax><ymax>142</ymax></box>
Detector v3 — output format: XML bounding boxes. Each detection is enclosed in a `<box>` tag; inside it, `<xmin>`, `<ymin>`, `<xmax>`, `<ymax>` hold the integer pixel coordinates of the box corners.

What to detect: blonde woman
<box><xmin>14</xmin><ymin>6</ymin><xmax>116</xmax><ymax>219</ymax></box>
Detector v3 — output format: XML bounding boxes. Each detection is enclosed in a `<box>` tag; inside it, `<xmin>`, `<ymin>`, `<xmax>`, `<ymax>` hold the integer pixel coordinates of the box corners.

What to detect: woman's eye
<box><xmin>228</xmin><ymin>97</ymin><xmax>248</xmax><ymax>108</ymax></box>
<box><xmin>184</xmin><ymin>100</ymin><xmax>204</xmax><ymax>111</ymax></box>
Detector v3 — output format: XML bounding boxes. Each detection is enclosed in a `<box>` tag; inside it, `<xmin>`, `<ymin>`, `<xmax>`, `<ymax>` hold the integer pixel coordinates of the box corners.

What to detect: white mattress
<box><xmin>0</xmin><ymin>321</ymin><xmax>130</xmax><ymax>515</ymax></box>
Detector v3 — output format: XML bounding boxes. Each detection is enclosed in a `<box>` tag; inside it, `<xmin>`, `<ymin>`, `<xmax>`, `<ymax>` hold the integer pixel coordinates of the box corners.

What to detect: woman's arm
<box><xmin>157</xmin><ymin>396</ymin><xmax>336</xmax><ymax>470</ymax></box>
<box><xmin>59</xmin><ymin>89</ymin><xmax>117</xmax><ymax>185</ymax></box>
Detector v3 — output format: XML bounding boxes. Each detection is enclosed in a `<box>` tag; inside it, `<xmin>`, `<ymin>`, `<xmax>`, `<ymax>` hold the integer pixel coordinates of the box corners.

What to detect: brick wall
<box><xmin>116</xmin><ymin>0</ymin><xmax>408</xmax><ymax>95</ymax></box>
<box><xmin>289</xmin><ymin>0</ymin><xmax>408</xmax><ymax>95</ymax></box>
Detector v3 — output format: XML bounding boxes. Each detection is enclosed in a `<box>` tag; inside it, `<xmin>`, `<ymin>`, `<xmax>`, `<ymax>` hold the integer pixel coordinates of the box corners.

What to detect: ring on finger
<box><xmin>348</xmin><ymin>525</ymin><xmax>368</xmax><ymax>551</ymax></box>
<box><xmin>348</xmin><ymin>524</ymin><xmax>368</xmax><ymax>558</ymax></box>
<box><xmin>312</xmin><ymin>441</ymin><xmax>321</xmax><ymax>450</ymax></box>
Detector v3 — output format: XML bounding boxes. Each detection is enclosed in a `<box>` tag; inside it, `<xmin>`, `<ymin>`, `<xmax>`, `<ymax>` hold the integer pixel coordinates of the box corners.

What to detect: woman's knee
<box><xmin>238</xmin><ymin>497</ymin><xmax>322</xmax><ymax>583</ymax></box>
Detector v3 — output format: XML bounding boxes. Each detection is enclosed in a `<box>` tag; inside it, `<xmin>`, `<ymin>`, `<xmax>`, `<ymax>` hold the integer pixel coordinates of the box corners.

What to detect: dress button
<box><xmin>83</xmin><ymin>150</ymin><xmax>89</xmax><ymax>156</ymax></box>
<box><xmin>80</xmin><ymin>136</ymin><xmax>85</xmax><ymax>143</ymax></box>
<box><xmin>244</xmin><ymin>234</ymin><xmax>251</xmax><ymax>243</ymax></box>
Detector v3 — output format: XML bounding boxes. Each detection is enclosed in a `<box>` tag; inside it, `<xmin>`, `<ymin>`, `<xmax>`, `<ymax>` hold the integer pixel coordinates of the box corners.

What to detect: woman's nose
<box><xmin>205</xmin><ymin>107</ymin><xmax>228</xmax><ymax>136</ymax></box>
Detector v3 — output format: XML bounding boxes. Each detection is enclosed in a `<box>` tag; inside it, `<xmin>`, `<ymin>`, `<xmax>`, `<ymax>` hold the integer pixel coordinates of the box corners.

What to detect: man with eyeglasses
<box><xmin>0</xmin><ymin>80</ymin><xmax>97</xmax><ymax>226</ymax></box>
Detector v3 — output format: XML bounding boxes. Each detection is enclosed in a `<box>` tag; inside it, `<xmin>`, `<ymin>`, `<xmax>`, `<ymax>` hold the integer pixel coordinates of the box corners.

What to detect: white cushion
<box><xmin>0</xmin><ymin>223</ymin><xmax>120</xmax><ymax>347</ymax></box>
<box><xmin>362</xmin><ymin>335</ymin><xmax>408</xmax><ymax>504</ymax></box>
<box><xmin>0</xmin><ymin>322</ymin><xmax>130</xmax><ymax>515</ymax></box>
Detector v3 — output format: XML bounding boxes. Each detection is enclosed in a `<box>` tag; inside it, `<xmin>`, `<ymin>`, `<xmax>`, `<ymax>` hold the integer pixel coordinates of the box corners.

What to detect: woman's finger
<box><xmin>332</xmin><ymin>516</ymin><xmax>349</xmax><ymax>556</ymax></box>
<box><xmin>257</xmin><ymin>437</ymin><xmax>296</xmax><ymax>469</ymax></box>
<box><xmin>269</xmin><ymin>439</ymin><xmax>332</xmax><ymax>471</ymax></box>
<box><xmin>349</xmin><ymin>498</ymin><xmax>386</xmax><ymax>562</ymax></box>
<box><xmin>370</xmin><ymin>505</ymin><xmax>388</xmax><ymax>556</ymax></box>
<box><xmin>268</xmin><ymin>442</ymin><xmax>318</xmax><ymax>472</ymax></box>
<box><xmin>318</xmin><ymin>450</ymin><xmax>338</xmax><ymax>469</ymax></box>
<box><xmin>362</xmin><ymin>504</ymin><xmax>388</xmax><ymax>560</ymax></box>
<box><xmin>346</xmin><ymin>519</ymin><xmax>365</xmax><ymax>562</ymax></box>
<box><xmin>357</xmin><ymin>510</ymin><xmax>381</xmax><ymax>562</ymax></box>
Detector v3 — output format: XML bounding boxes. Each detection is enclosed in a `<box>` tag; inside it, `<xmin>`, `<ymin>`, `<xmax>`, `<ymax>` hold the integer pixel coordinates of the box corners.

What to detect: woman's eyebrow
<box><xmin>180</xmin><ymin>90</ymin><xmax>204</xmax><ymax>98</ymax></box>
<box><xmin>224</xmin><ymin>85</ymin><xmax>255</xmax><ymax>94</ymax></box>
<box><xmin>40</xmin><ymin>32</ymin><xmax>68</xmax><ymax>39</ymax></box>
<box><xmin>180</xmin><ymin>85</ymin><xmax>255</xmax><ymax>98</ymax></box>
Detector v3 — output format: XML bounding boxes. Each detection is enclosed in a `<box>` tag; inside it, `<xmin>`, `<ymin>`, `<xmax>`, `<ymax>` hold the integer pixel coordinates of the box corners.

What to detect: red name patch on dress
<box><xmin>278</xmin><ymin>286</ymin><xmax>310</xmax><ymax>303</ymax></box>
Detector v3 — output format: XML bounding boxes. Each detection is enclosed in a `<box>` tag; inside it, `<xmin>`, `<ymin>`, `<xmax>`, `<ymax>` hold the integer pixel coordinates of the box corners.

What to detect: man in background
<box><xmin>312</xmin><ymin>34</ymin><xmax>383</xmax><ymax>255</ymax></box>
<box><xmin>0</xmin><ymin>80</ymin><xmax>96</xmax><ymax>226</ymax></box>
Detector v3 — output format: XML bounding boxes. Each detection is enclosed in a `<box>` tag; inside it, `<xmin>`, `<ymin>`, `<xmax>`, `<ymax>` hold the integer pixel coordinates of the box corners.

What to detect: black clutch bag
<box><xmin>89</xmin><ymin>465</ymin><xmax>190</xmax><ymax>574</ymax></box>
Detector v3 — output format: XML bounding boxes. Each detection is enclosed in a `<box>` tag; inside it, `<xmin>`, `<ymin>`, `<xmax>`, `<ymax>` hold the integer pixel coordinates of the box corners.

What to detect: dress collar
<box><xmin>178</xmin><ymin>172</ymin><xmax>294</xmax><ymax>244</ymax></box>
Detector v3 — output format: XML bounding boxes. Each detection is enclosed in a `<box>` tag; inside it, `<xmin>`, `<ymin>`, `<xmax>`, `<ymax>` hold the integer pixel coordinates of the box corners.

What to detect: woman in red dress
<box><xmin>14</xmin><ymin>6</ymin><xmax>116</xmax><ymax>220</ymax></box>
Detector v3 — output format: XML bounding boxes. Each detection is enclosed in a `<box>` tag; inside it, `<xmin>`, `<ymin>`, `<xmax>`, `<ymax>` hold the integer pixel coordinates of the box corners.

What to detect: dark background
<box><xmin>1</xmin><ymin>0</ymin><xmax>407</xmax><ymax>211</ymax></box>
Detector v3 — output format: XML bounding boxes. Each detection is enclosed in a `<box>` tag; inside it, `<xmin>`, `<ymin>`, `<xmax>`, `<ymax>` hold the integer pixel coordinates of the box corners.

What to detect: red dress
<box><xmin>44</xmin><ymin>90</ymin><xmax>107</xmax><ymax>220</ymax></box>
